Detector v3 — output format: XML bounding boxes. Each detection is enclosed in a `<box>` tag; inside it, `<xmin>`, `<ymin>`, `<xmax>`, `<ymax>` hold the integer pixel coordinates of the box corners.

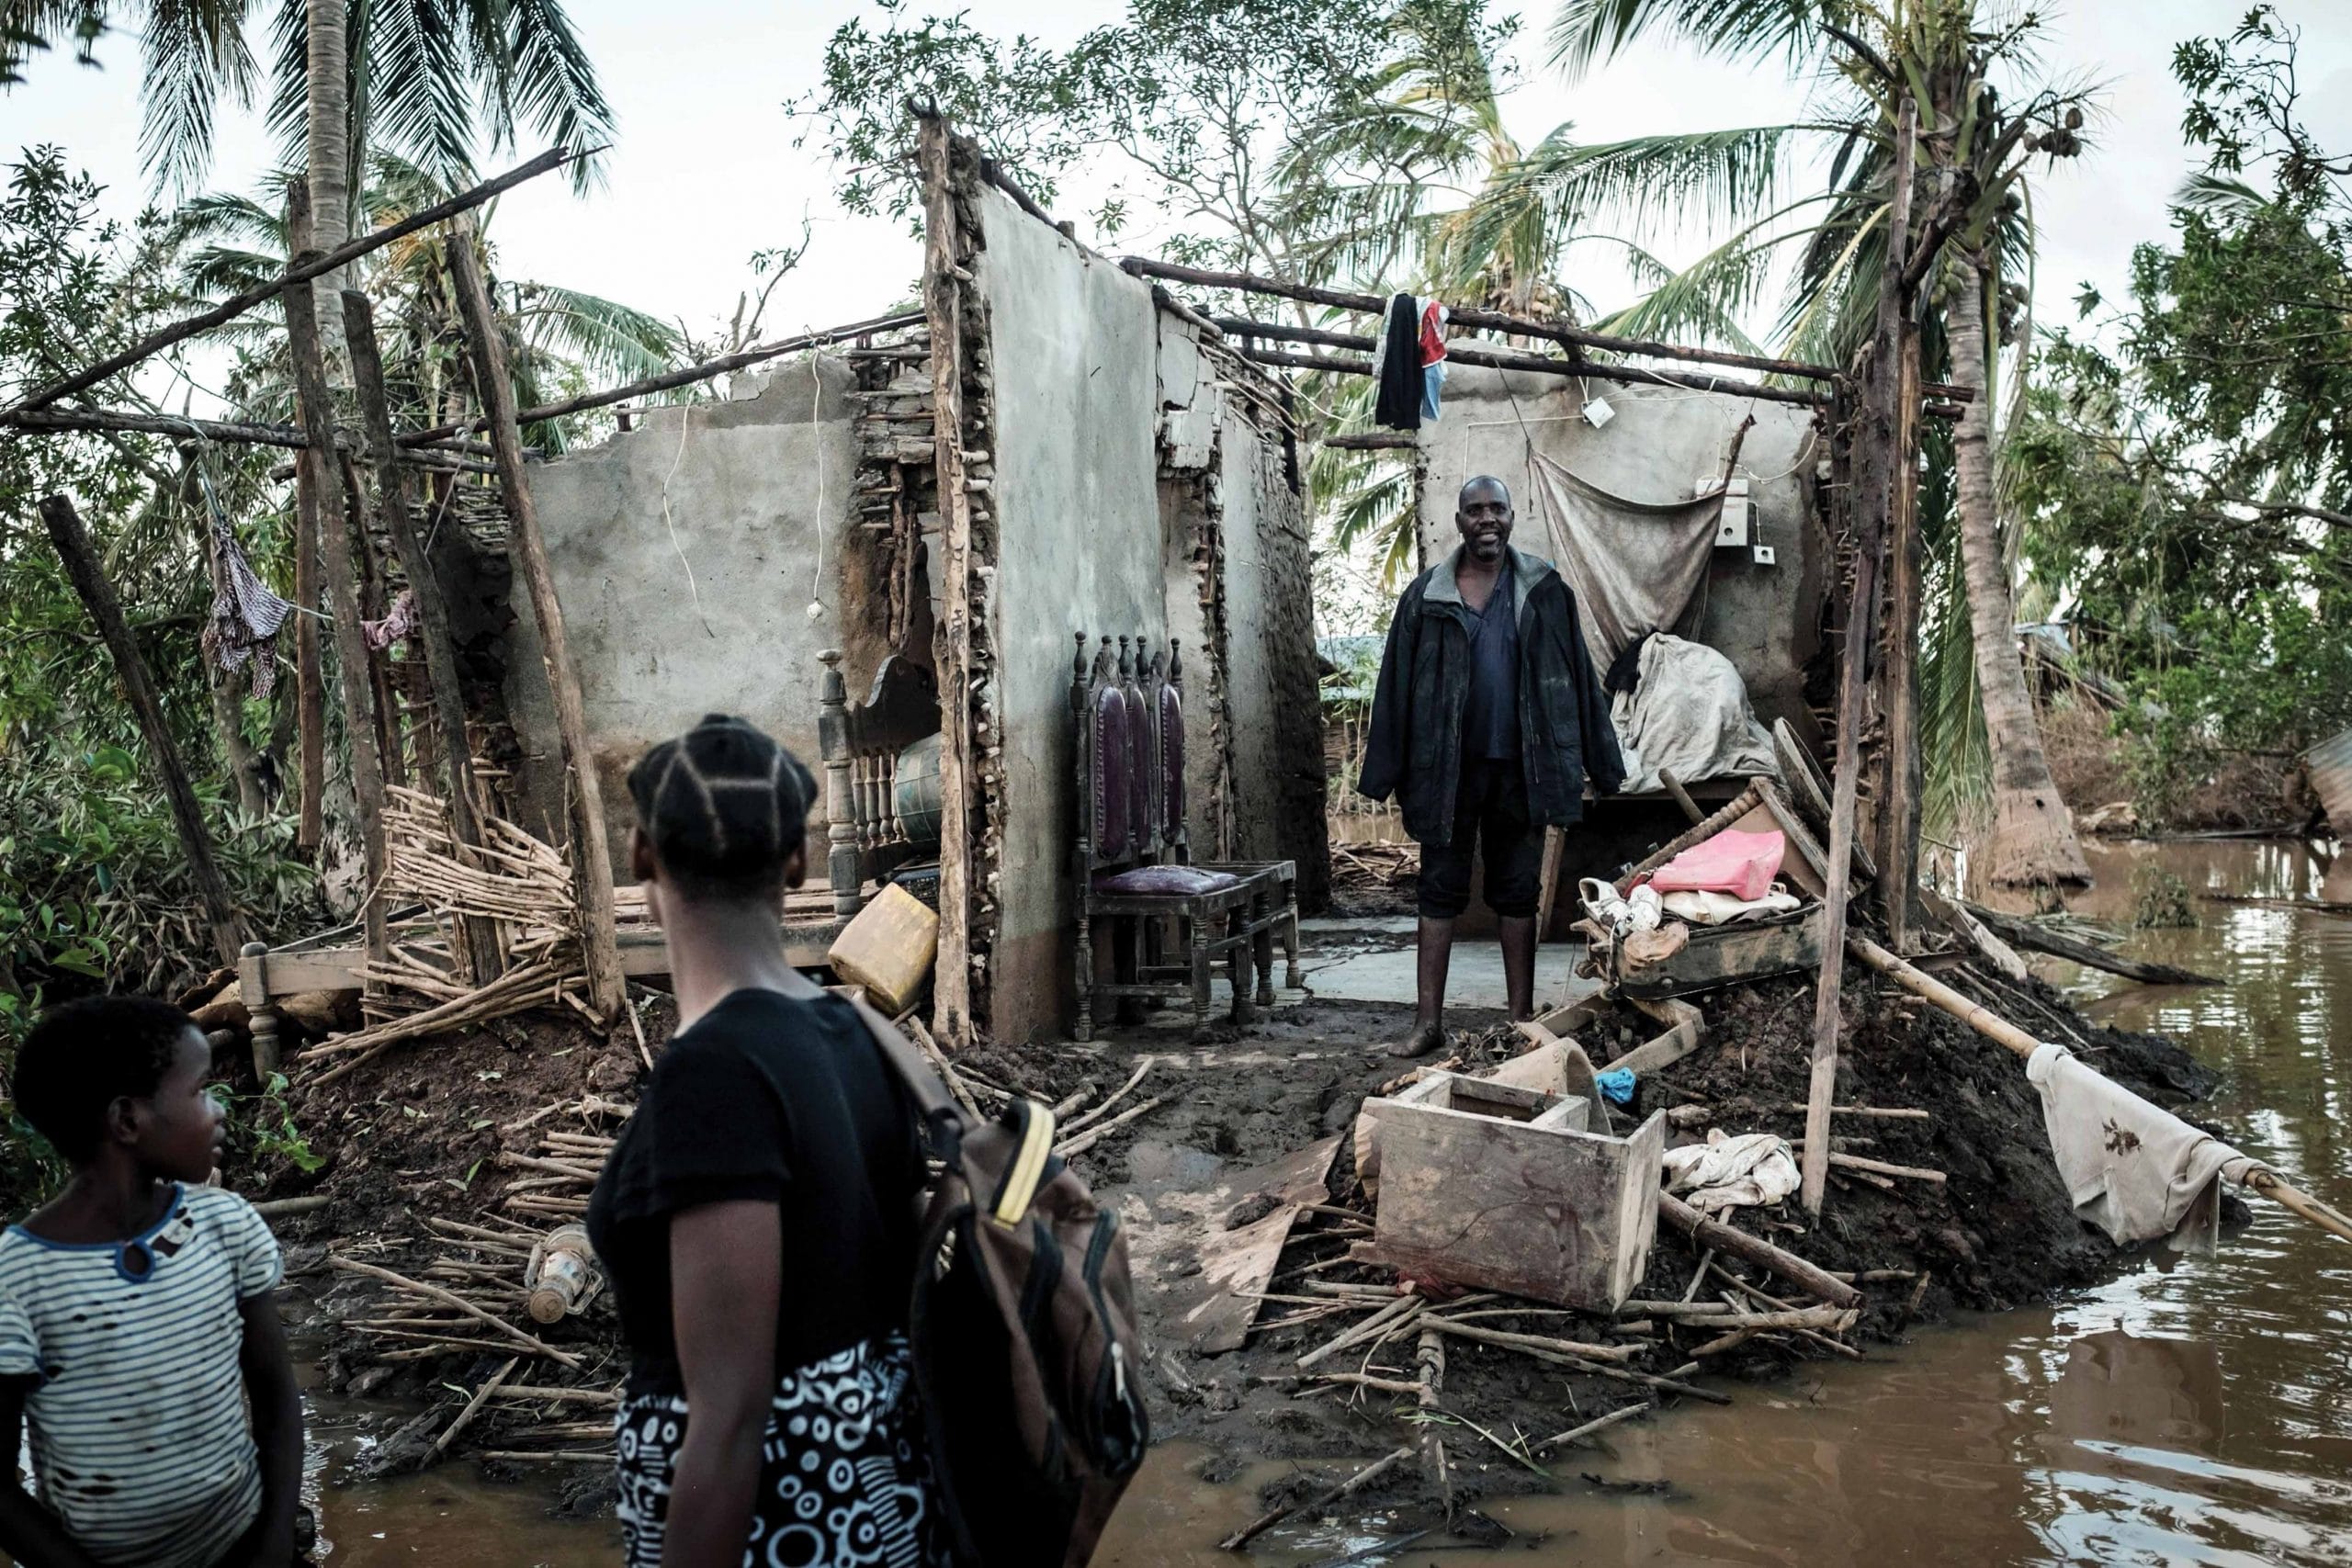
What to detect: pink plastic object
<box><xmin>1647</xmin><ymin>829</ymin><xmax>1785</xmax><ymax>902</ymax></box>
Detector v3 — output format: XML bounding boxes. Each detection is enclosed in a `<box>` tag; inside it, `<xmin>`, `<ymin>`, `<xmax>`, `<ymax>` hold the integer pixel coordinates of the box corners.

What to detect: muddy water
<box><xmin>309</xmin><ymin>840</ymin><xmax>2350</xmax><ymax>1565</ymax></box>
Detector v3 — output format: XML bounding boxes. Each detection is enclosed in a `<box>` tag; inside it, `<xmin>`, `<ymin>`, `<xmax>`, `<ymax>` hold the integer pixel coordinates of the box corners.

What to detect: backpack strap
<box><xmin>847</xmin><ymin>996</ymin><xmax>971</xmax><ymax>1161</ymax></box>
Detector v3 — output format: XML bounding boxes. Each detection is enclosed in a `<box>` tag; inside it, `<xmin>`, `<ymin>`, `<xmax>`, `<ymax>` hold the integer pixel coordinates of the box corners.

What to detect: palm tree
<box><xmin>1515</xmin><ymin>0</ymin><xmax>2094</xmax><ymax>891</ymax></box>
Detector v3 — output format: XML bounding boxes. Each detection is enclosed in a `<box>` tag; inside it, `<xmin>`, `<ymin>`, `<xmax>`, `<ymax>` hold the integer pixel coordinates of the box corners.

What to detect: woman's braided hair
<box><xmin>627</xmin><ymin>714</ymin><xmax>817</xmax><ymax>900</ymax></box>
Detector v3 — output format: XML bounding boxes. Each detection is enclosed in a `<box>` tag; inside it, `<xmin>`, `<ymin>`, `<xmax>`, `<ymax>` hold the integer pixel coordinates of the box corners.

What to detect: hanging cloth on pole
<box><xmin>1372</xmin><ymin>293</ymin><xmax>1425</xmax><ymax>431</ymax></box>
<box><xmin>1524</xmin><ymin>449</ymin><xmax>1726</xmax><ymax>671</ymax></box>
<box><xmin>199</xmin><ymin>470</ymin><xmax>296</xmax><ymax>700</ymax></box>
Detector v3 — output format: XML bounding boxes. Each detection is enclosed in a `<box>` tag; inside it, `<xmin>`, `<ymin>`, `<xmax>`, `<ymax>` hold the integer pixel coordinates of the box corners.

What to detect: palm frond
<box><xmin>1548</xmin><ymin>0</ymin><xmax>1834</xmax><ymax>80</ymax></box>
<box><xmin>1458</xmin><ymin>123</ymin><xmax>1804</xmax><ymax>263</ymax></box>
<box><xmin>2172</xmin><ymin>172</ymin><xmax>2272</xmax><ymax>222</ymax></box>
<box><xmin>507</xmin><ymin>281</ymin><xmax>683</xmax><ymax>383</ymax></box>
<box><xmin>1585</xmin><ymin>231</ymin><xmax>1786</xmax><ymax>355</ymax></box>
<box><xmin>137</xmin><ymin>0</ymin><xmax>258</xmax><ymax>195</ymax></box>
<box><xmin>363</xmin><ymin>0</ymin><xmax>476</xmax><ymax>186</ymax></box>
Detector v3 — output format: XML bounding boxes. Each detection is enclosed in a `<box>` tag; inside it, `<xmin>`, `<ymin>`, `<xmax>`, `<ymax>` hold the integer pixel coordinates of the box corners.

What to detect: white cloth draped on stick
<box><xmin>2026</xmin><ymin>1043</ymin><xmax>2263</xmax><ymax>1256</ymax></box>
<box><xmin>1524</xmin><ymin>449</ymin><xmax>1726</xmax><ymax>671</ymax></box>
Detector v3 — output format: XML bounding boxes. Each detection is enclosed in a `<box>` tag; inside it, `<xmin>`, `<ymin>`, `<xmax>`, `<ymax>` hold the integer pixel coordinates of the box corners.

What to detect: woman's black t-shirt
<box><xmin>584</xmin><ymin>987</ymin><xmax>922</xmax><ymax>1399</ymax></box>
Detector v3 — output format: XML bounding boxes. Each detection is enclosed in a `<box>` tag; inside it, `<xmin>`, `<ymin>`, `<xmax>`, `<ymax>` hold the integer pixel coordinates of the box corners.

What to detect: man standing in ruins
<box><xmin>1359</xmin><ymin>475</ymin><xmax>1624</xmax><ymax>1056</ymax></box>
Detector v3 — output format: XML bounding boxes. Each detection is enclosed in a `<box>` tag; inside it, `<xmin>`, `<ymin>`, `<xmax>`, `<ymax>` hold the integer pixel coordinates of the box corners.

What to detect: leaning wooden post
<box><xmin>38</xmin><ymin>494</ymin><xmax>246</xmax><ymax>964</ymax></box>
<box><xmin>1802</xmin><ymin>96</ymin><xmax>1918</xmax><ymax>1217</ymax></box>
<box><xmin>341</xmin><ymin>287</ymin><xmax>503</xmax><ymax>981</ymax></box>
<box><xmin>442</xmin><ymin>213</ymin><xmax>625</xmax><ymax>1020</ymax></box>
<box><xmin>282</xmin><ymin>184</ymin><xmax>390</xmax><ymax>965</ymax></box>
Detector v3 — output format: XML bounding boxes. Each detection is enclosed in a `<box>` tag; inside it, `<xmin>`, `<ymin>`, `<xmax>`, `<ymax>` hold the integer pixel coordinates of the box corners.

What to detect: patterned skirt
<box><xmin>614</xmin><ymin>1331</ymin><xmax>946</xmax><ymax>1568</ymax></box>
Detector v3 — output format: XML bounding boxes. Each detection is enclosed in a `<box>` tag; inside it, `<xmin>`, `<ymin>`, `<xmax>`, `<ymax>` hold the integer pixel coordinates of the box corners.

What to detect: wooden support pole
<box><xmin>1876</xmin><ymin>315</ymin><xmax>1927</xmax><ymax>948</ymax></box>
<box><xmin>6</xmin><ymin>147</ymin><xmax>581</xmax><ymax>418</ymax></box>
<box><xmin>37</xmin><ymin>494</ymin><xmax>245</xmax><ymax>963</ymax></box>
<box><xmin>443</xmin><ymin>213</ymin><xmax>625</xmax><ymax>1020</ymax></box>
<box><xmin>918</xmin><ymin>114</ymin><xmax>980</xmax><ymax>1047</ymax></box>
<box><xmin>1215</xmin><ymin>315</ymin><xmax>1827</xmax><ymax>409</ymax></box>
<box><xmin>1802</xmin><ymin>96</ymin><xmax>1917</xmax><ymax>1217</ymax></box>
<box><xmin>341</xmin><ymin>288</ymin><xmax>503</xmax><ymax>981</ymax></box>
<box><xmin>282</xmin><ymin>185</ymin><xmax>390</xmax><ymax>964</ymax></box>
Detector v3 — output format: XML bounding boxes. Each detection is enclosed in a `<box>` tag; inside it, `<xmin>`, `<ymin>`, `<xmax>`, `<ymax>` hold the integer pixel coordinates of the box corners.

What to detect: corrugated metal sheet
<box><xmin>2307</xmin><ymin>727</ymin><xmax>2352</xmax><ymax>831</ymax></box>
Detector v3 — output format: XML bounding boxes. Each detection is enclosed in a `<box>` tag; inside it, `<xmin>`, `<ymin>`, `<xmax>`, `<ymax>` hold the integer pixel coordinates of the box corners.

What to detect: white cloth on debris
<box><xmin>1611</xmin><ymin>635</ymin><xmax>1781</xmax><ymax>795</ymax></box>
<box><xmin>2025</xmin><ymin>1043</ymin><xmax>2259</xmax><ymax>1256</ymax></box>
<box><xmin>1659</xmin><ymin>885</ymin><xmax>1803</xmax><ymax>926</ymax></box>
<box><xmin>1662</xmin><ymin>1129</ymin><xmax>1801</xmax><ymax>1213</ymax></box>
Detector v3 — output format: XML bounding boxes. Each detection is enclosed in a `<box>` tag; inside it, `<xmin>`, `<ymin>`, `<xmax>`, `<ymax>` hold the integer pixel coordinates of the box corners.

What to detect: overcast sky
<box><xmin>6</xmin><ymin>0</ymin><xmax>2351</xmax><ymax>397</ymax></box>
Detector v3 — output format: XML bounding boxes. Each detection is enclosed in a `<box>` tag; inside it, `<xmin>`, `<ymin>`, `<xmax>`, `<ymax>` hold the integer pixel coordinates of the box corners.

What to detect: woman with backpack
<box><xmin>585</xmin><ymin>714</ymin><xmax>946</xmax><ymax>1567</ymax></box>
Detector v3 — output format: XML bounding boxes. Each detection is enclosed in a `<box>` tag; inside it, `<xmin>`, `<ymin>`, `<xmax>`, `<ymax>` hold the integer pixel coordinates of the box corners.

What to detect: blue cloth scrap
<box><xmin>1594</xmin><ymin>1066</ymin><xmax>1636</xmax><ymax>1106</ymax></box>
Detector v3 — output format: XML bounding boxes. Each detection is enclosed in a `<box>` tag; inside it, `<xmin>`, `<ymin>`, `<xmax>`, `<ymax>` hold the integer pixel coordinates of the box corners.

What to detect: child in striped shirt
<box><xmin>0</xmin><ymin>997</ymin><xmax>303</xmax><ymax>1568</ymax></box>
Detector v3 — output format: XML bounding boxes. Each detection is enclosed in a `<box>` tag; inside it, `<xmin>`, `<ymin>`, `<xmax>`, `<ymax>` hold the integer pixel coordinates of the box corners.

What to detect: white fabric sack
<box><xmin>2025</xmin><ymin>1043</ymin><xmax>2259</xmax><ymax>1256</ymax></box>
<box><xmin>1660</xmin><ymin>885</ymin><xmax>1803</xmax><ymax>926</ymax></box>
<box><xmin>1662</xmin><ymin>1129</ymin><xmax>1801</xmax><ymax>1213</ymax></box>
<box><xmin>1611</xmin><ymin>635</ymin><xmax>1780</xmax><ymax>795</ymax></box>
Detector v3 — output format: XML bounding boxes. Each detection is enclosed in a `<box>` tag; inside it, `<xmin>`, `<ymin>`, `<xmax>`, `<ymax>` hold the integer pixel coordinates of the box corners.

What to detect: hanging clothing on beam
<box><xmin>199</xmin><ymin>474</ymin><xmax>296</xmax><ymax>699</ymax></box>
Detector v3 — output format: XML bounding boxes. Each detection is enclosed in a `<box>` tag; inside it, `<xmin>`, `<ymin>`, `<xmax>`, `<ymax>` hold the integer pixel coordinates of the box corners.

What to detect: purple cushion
<box><xmin>1092</xmin><ymin>865</ymin><xmax>1241</xmax><ymax>897</ymax></box>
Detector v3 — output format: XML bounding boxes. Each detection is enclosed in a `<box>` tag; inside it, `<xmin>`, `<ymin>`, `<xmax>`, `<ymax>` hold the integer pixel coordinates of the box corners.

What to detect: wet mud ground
<box><xmin>259</xmin><ymin>840</ymin><xmax>2350</xmax><ymax>1564</ymax></box>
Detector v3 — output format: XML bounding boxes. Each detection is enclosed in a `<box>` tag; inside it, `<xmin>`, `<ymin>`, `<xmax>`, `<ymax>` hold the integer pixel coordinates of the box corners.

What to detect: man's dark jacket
<box><xmin>1359</xmin><ymin>543</ymin><xmax>1625</xmax><ymax>846</ymax></box>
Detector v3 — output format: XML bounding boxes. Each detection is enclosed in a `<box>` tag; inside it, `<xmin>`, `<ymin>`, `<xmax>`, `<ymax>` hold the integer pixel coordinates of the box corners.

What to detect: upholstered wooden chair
<box><xmin>1071</xmin><ymin>633</ymin><xmax>1296</xmax><ymax>1041</ymax></box>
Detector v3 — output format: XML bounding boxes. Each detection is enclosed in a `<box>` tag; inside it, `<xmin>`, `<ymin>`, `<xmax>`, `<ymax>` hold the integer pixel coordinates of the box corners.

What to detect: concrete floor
<box><xmin>1297</xmin><ymin>914</ymin><xmax>1599</xmax><ymax>1013</ymax></box>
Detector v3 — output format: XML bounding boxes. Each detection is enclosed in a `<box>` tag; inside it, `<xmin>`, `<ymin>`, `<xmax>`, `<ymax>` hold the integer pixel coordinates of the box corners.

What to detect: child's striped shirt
<box><xmin>0</xmin><ymin>1183</ymin><xmax>283</xmax><ymax>1568</ymax></box>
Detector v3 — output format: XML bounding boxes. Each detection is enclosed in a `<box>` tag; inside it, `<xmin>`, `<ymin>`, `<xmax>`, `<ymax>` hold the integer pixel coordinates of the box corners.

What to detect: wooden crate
<box><xmin>1363</xmin><ymin>1072</ymin><xmax>1664</xmax><ymax>1311</ymax></box>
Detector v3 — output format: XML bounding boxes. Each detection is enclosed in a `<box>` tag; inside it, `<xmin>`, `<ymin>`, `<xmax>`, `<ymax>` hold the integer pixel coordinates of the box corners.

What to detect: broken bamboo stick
<box><xmin>1849</xmin><ymin>936</ymin><xmax>2352</xmax><ymax>1247</ymax></box>
<box><xmin>1414</xmin><ymin>1318</ymin><xmax>1634</xmax><ymax>1364</ymax></box>
<box><xmin>1217</xmin><ymin>1446</ymin><xmax>1414</xmax><ymax>1551</ymax></box>
<box><xmin>328</xmin><ymin>1256</ymin><xmax>584</xmax><ymax>1368</ymax></box>
<box><xmin>1053</xmin><ymin>1096</ymin><xmax>1168</xmax><ymax>1157</ymax></box>
<box><xmin>429</xmin><ymin>1357</ymin><xmax>519</xmax><ymax>1461</ymax></box>
<box><xmin>1657</xmin><ymin>1190</ymin><xmax>1861</xmax><ymax>1308</ymax></box>
<box><xmin>1533</xmin><ymin>1400</ymin><xmax>1652</xmax><ymax>1454</ymax></box>
<box><xmin>1057</xmin><ymin>1058</ymin><xmax>1153</xmax><ymax>1134</ymax></box>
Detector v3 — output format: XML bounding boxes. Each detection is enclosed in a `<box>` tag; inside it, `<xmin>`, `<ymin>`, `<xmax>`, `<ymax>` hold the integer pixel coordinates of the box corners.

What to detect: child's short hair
<box><xmin>9</xmin><ymin>997</ymin><xmax>198</xmax><ymax>1163</ymax></box>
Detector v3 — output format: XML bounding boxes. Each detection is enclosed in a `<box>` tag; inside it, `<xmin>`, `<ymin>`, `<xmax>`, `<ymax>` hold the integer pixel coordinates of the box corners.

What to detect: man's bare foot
<box><xmin>1387</xmin><ymin>1021</ymin><xmax>1446</xmax><ymax>1058</ymax></box>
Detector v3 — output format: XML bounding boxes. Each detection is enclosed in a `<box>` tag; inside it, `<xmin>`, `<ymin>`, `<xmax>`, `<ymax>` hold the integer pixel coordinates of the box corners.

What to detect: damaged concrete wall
<box><xmin>1417</xmin><ymin>368</ymin><xmax>1826</xmax><ymax>736</ymax></box>
<box><xmin>970</xmin><ymin>182</ymin><xmax>1328</xmax><ymax>1042</ymax></box>
<box><xmin>504</xmin><ymin>356</ymin><xmax>887</xmax><ymax>874</ymax></box>
<box><xmin>973</xmin><ymin>184</ymin><xmax>1172</xmax><ymax>1045</ymax></box>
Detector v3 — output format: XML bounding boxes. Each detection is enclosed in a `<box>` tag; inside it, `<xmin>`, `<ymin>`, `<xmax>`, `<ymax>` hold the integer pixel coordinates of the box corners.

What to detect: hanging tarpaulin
<box><xmin>1525</xmin><ymin>449</ymin><xmax>1724</xmax><ymax>671</ymax></box>
<box><xmin>199</xmin><ymin>469</ymin><xmax>296</xmax><ymax>699</ymax></box>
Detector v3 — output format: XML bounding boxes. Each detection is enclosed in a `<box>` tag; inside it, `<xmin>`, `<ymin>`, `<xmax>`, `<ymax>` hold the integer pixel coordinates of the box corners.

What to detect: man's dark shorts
<box><xmin>1418</xmin><ymin>756</ymin><xmax>1542</xmax><ymax>919</ymax></box>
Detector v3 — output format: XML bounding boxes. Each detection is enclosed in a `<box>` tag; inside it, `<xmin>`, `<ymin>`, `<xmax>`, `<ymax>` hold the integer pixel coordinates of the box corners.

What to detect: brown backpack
<box><xmin>853</xmin><ymin>1000</ymin><xmax>1149</xmax><ymax>1567</ymax></box>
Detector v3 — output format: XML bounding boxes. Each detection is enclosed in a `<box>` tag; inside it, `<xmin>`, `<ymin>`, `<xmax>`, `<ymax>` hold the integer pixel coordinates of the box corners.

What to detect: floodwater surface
<box><xmin>310</xmin><ymin>840</ymin><xmax>2352</xmax><ymax>1565</ymax></box>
